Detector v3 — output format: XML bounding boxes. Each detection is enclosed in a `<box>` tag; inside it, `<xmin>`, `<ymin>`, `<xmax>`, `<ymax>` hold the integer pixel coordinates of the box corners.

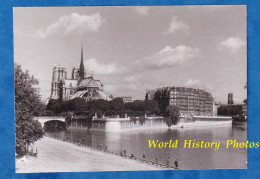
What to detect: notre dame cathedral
<box><xmin>50</xmin><ymin>45</ymin><xmax>111</xmax><ymax>101</ymax></box>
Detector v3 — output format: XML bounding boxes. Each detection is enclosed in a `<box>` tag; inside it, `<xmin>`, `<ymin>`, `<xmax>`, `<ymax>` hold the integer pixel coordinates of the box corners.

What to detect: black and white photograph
<box><xmin>14</xmin><ymin>5</ymin><xmax>247</xmax><ymax>172</ymax></box>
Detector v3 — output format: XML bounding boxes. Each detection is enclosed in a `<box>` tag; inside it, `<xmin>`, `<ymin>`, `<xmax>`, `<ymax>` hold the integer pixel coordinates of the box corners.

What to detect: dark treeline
<box><xmin>45</xmin><ymin>97</ymin><xmax>160</xmax><ymax>117</ymax></box>
<box><xmin>217</xmin><ymin>105</ymin><xmax>243</xmax><ymax>116</ymax></box>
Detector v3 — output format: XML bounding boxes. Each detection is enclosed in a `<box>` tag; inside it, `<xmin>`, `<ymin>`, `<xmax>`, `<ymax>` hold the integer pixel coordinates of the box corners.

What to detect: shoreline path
<box><xmin>16</xmin><ymin>137</ymin><xmax>161</xmax><ymax>173</ymax></box>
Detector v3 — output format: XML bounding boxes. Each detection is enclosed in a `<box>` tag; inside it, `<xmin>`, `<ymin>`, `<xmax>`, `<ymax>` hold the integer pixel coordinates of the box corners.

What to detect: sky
<box><xmin>14</xmin><ymin>5</ymin><xmax>247</xmax><ymax>104</ymax></box>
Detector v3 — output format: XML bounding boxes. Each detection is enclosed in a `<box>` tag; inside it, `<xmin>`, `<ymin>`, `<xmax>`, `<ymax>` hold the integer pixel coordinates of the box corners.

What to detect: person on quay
<box><xmin>166</xmin><ymin>158</ymin><xmax>170</xmax><ymax>168</ymax></box>
<box><xmin>174</xmin><ymin>159</ymin><xmax>179</xmax><ymax>168</ymax></box>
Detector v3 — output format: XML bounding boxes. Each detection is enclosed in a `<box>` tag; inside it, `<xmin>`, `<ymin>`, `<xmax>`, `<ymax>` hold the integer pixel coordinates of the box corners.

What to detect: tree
<box><xmin>109</xmin><ymin>97</ymin><xmax>125</xmax><ymax>111</ymax></box>
<box><xmin>139</xmin><ymin>115</ymin><xmax>146</xmax><ymax>125</ymax></box>
<box><xmin>217</xmin><ymin>105</ymin><xmax>243</xmax><ymax>116</ymax></box>
<box><xmin>144</xmin><ymin>100</ymin><xmax>159</xmax><ymax>114</ymax></box>
<box><xmin>69</xmin><ymin>97</ymin><xmax>87</xmax><ymax>111</ymax></box>
<box><xmin>243</xmin><ymin>99</ymin><xmax>247</xmax><ymax>105</ymax></box>
<box><xmin>164</xmin><ymin>105</ymin><xmax>180</xmax><ymax>126</ymax></box>
<box><xmin>47</xmin><ymin>99</ymin><xmax>61</xmax><ymax>113</ymax></box>
<box><xmin>87</xmin><ymin>99</ymin><xmax>109</xmax><ymax>111</ymax></box>
<box><xmin>15</xmin><ymin>64</ymin><xmax>44</xmax><ymax>156</ymax></box>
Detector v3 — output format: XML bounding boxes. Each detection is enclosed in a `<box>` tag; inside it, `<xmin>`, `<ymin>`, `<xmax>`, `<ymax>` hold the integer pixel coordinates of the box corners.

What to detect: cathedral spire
<box><xmin>79</xmin><ymin>43</ymin><xmax>85</xmax><ymax>80</ymax></box>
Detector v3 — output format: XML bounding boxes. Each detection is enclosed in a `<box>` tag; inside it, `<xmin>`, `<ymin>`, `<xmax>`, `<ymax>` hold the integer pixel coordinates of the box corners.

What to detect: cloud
<box><xmin>184</xmin><ymin>79</ymin><xmax>213</xmax><ymax>91</ymax></box>
<box><xmin>36</xmin><ymin>13</ymin><xmax>105</xmax><ymax>38</ymax></box>
<box><xmin>83</xmin><ymin>58</ymin><xmax>125</xmax><ymax>75</ymax></box>
<box><xmin>166</xmin><ymin>16</ymin><xmax>190</xmax><ymax>34</ymax></box>
<box><xmin>105</xmin><ymin>83</ymin><xmax>138</xmax><ymax>96</ymax></box>
<box><xmin>124</xmin><ymin>75</ymin><xmax>136</xmax><ymax>82</ymax></box>
<box><xmin>134</xmin><ymin>6</ymin><xmax>149</xmax><ymax>15</ymax></box>
<box><xmin>220</xmin><ymin>37</ymin><xmax>246</xmax><ymax>53</ymax></box>
<box><xmin>184</xmin><ymin>79</ymin><xmax>201</xmax><ymax>87</ymax></box>
<box><xmin>135</xmin><ymin>45</ymin><xmax>200</xmax><ymax>70</ymax></box>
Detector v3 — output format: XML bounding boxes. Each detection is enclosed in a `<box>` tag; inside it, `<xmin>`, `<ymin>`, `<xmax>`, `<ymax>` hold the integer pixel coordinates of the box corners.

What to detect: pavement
<box><xmin>16</xmin><ymin>137</ymin><xmax>161</xmax><ymax>173</ymax></box>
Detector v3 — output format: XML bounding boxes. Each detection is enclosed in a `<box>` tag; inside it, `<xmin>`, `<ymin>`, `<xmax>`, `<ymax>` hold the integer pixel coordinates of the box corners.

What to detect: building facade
<box><xmin>50</xmin><ymin>45</ymin><xmax>110</xmax><ymax>101</ymax></box>
<box><xmin>146</xmin><ymin>87</ymin><xmax>214</xmax><ymax>116</ymax></box>
<box><xmin>121</xmin><ymin>96</ymin><xmax>132</xmax><ymax>103</ymax></box>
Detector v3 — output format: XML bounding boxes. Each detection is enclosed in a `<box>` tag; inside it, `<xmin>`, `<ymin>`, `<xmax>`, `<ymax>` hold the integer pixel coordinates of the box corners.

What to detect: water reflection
<box><xmin>45</xmin><ymin>123</ymin><xmax>247</xmax><ymax>169</ymax></box>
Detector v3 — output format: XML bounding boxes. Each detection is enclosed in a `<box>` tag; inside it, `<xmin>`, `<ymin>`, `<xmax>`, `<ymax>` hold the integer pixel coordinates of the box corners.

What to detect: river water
<box><xmin>45</xmin><ymin>122</ymin><xmax>247</xmax><ymax>169</ymax></box>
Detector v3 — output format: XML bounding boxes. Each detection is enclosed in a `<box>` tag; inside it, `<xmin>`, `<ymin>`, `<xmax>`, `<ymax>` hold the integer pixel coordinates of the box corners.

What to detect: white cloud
<box><xmin>36</xmin><ymin>13</ymin><xmax>105</xmax><ymax>38</ymax></box>
<box><xmin>135</xmin><ymin>45</ymin><xmax>200</xmax><ymax>70</ymax></box>
<box><xmin>166</xmin><ymin>16</ymin><xmax>190</xmax><ymax>34</ymax></box>
<box><xmin>184</xmin><ymin>79</ymin><xmax>201</xmax><ymax>87</ymax></box>
<box><xmin>124</xmin><ymin>75</ymin><xmax>136</xmax><ymax>82</ymax></box>
<box><xmin>134</xmin><ymin>6</ymin><xmax>149</xmax><ymax>15</ymax></box>
<box><xmin>184</xmin><ymin>79</ymin><xmax>213</xmax><ymax>91</ymax></box>
<box><xmin>105</xmin><ymin>83</ymin><xmax>138</xmax><ymax>96</ymax></box>
<box><xmin>220</xmin><ymin>37</ymin><xmax>246</xmax><ymax>53</ymax></box>
<box><xmin>84</xmin><ymin>58</ymin><xmax>125</xmax><ymax>75</ymax></box>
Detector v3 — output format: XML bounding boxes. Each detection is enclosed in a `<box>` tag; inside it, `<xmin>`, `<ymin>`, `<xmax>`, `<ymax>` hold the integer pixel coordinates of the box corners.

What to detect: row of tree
<box><xmin>217</xmin><ymin>105</ymin><xmax>243</xmax><ymax>116</ymax></box>
<box><xmin>46</xmin><ymin>97</ymin><xmax>160</xmax><ymax>117</ymax></box>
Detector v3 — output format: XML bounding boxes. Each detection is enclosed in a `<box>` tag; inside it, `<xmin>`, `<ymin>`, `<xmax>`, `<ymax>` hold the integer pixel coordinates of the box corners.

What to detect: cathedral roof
<box><xmin>69</xmin><ymin>89</ymin><xmax>111</xmax><ymax>101</ymax></box>
<box><xmin>77</xmin><ymin>76</ymin><xmax>103</xmax><ymax>88</ymax></box>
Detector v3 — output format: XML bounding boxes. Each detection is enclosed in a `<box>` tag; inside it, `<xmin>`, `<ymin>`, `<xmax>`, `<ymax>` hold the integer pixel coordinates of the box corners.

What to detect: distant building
<box><xmin>217</xmin><ymin>93</ymin><xmax>246</xmax><ymax>116</ymax></box>
<box><xmin>212</xmin><ymin>100</ymin><xmax>219</xmax><ymax>116</ymax></box>
<box><xmin>145</xmin><ymin>90</ymin><xmax>155</xmax><ymax>100</ymax></box>
<box><xmin>228</xmin><ymin>93</ymin><xmax>234</xmax><ymax>105</ymax></box>
<box><xmin>146</xmin><ymin>87</ymin><xmax>214</xmax><ymax>116</ymax></box>
<box><xmin>122</xmin><ymin>96</ymin><xmax>132</xmax><ymax>103</ymax></box>
<box><xmin>50</xmin><ymin>45</ymin><xmax>111</xmax><ymax>101</ymax></box>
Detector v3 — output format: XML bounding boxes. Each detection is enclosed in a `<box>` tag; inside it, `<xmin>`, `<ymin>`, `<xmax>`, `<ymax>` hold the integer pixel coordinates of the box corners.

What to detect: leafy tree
<box><xmin>217</xmin><ymin>105</ymin><xmax>243</xmax><ymax>116</ymax></box>
<box><xmin>47</xmin><ymin>99</ymin><xmax>61</xmax><ymax>113</ymax></box>
<box><xmin>104</xmin><ymin>110</ymin><xmax>117</xmax><ymax>116</ymax></box>
<box><xmin>96</xmin><ymin>110</ymin><xmax>103</xmax><ymax>118</ymax></box>
<box><xmin>47</xmin><ymin>95</ymin><xmax>158</xmax><ymax>118</ymax></box>
<box><xmin>125</xmin><ymin>100</ymin><xmax>159</xmax><ymax>114</ymax></box>
<box><xmin>109</xmin><ymin>97</ymin><xmax>125</xmax><ymax>111</ymax></box>
<box><xmin>139</xmin><ymin>116</ymin><xmax>146</xmax><ymax>125</ymax></box>
<box><xmin>164</xmin><ymin>105</ymin><xmax>180</xmax><ymax>126</ymax></box>
<box><xmin>69</xmin><ymin>97</ymin><xmax>87</xmax><ymax>111</ymax></box>
<box><xmin>243</xmin><ymin>99</ymin><xmax>247</xmax><ymax>105</ymax></box>
<box><xmin>87</xmin><ymin>99</ymin><xmax>109</xmax><ymax>111</ymax></box>
<box><xmin>131</xmin><ymin>100</ymin><xmax>146</xmax><ymax>111</ymax></box>
<box><xmin>109</xmin><ymin>95</ymin><xmax>114</xmax><ymax>99</ymax></box>
<box><xmin>144</xmin><ymin>100</ymin><xmax>159</xmax><ymax>114</ymax></box>
<box><xmin>15</xmin><ymin>64</ymin><xmax>44</xmax><ymax>156</ymax></box>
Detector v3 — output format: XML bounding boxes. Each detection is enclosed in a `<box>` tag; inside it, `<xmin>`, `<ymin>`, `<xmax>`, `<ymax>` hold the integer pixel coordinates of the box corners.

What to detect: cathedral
<box><xmin>50</xmin><ymin>45</ymin><xmax>111</xmax><ymax>101</ymax></box>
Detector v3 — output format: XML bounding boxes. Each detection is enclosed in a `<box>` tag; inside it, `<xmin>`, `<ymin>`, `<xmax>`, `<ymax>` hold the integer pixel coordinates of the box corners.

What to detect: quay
<box><xmin>16</xmin><ymin>137</ymin><xmax>163</xmax><ymax>173</ymax></box>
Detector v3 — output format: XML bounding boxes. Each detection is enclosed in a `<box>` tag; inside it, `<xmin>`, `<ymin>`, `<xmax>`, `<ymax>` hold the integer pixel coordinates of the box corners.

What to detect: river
<box><xmin>45</xmin><ymin>122</ymin><xmax>247</xmax><ymax>169</ymax></box>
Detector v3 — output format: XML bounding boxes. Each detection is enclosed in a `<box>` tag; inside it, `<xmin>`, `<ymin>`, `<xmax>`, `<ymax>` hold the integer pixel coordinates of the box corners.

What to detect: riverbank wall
<box><xmin>67</xmin><ymin>115</ymin><xmax>232</xmax><ymax>133</ymax></box>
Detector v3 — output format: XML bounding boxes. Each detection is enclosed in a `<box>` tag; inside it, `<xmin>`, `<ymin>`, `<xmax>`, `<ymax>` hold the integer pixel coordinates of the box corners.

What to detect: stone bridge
<box><xmin>34</xmin><ymin>116</ymin><xmax>66</xmax><ymax>127</ymax></box>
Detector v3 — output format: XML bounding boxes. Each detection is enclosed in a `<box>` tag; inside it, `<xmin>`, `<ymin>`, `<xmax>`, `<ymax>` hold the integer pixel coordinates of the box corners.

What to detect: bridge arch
<box><xmin>34</xmin><ymin>116</ymin><xmax>66</xmax><ymax>128</ymax></box>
